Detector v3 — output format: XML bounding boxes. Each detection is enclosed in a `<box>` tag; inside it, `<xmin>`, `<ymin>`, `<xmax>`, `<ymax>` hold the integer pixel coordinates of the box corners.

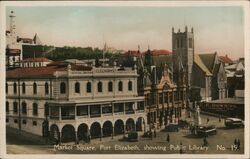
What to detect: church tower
<box><xmin>172</xmin><ymin>26</ymin><xmax>194</xmax><ymax>88</ymax></box>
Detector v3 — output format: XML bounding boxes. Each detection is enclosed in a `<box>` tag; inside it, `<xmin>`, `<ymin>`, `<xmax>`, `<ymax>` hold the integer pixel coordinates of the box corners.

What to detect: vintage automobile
<box><xmin>164</xmin><ymin>123</ymin><xmax>179</xmax><ymax>132</ymax></box>
<box><xmin>224</xmin><ymin>118</ymin><xmax>244</xmax><ymax>128</ymax></box>
<box><xmin>197</xmin><ymin>125</ymin><xmax>217</xmax><ymax>137</ymax></box>
<box><xmin>123</xmin><ymin>131</ymin><xmax>138</xmax><ymax>142</ymax></box>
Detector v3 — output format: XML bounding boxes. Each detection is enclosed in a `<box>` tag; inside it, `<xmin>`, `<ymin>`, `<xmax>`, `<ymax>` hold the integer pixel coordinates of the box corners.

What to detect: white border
<box><xmin>0</xmin><ymin>1</ymin><xmax>249</xmax><ymax>159</ymax></box>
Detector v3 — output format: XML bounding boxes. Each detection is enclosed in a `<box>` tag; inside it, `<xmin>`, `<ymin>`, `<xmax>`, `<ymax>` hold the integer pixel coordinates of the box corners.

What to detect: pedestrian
<box><xmin>166</xmin><ymin>134</ymin><xmax>170</xmax><ymax>143</ymax></box>
<box><xmin>150</xmin><ymin>130</ymin><xmax>153</xmax><ymax>140</ymax></box>
<box><xmin>219</xmin><ymin>115</ymin><xmax>221</xmax><ymax>122</ymax></box>
<box><xmin>154</xmin><ymin>129</ymin><xmax>156</xmax><ymax>138</ymax></box>
<box><xmin>237</xmin><ymin>139</ymin><xmax>240</xmax><ymax>150</ymax></box>
<box><xmin>234</xmin><ymin>138</ymin><xmax>237</xmax><ymax>148</ymax></box>
<box><xmin>207</xmin><ymin>118</ymin><xmax>210</xmax><ymax>123</ymax></box>
<box><xmin>180</xmin><ymin>141</ymin><xmax>183</xmax><ymax>154</ymax></box>
<box><xmin>203</xmin><ymin>137</ymin><xmax>208</xmax><ymax>146</ymax></box>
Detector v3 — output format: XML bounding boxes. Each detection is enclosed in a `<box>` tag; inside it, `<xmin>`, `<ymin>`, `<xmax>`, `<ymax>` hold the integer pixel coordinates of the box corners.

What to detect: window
<box><xmin>6</xmin><ymin>83</ymin><xmax>8</xmax><ymax>94</ymax></box>
<box><xmin>13</xmin><ymin>82</ymin><xmax>17</xmax><ymax>94</ymax></box>
<box><xmin>97</xmin><ymin>82</ymin><xmax>102</xmax><ymax>92</ymax></box>
<box><xmin>33</xmin><ymin>121</ymin><xmax>37</xmax><ymax>126</ymax></box>
<box><xmin>22</xmin><ymin>102</ymin><xmax>27</xmax><ymax>114</ymax></box>
<box><xmin>118</xmin><ymin>81</ymin><xmax>123</xmax><ymax>91</ymax></box>
<box><xmin>14</xmin><ymin>119</ymin><xmax>18</xmax><ymax>124</ymax></box>
<box><xmin>180</xmin><ymin>38</ymin><xmax>184</xmax><ymax>48</ymax></box>
<box><xmin>33</xmin><ymin>103</ymin><xmax>38</xmax><ymax>116</ymax></box>
<box><xmin>86</xmin><ymin>82</ymin><xmax>91</xmax><ymax>93</ymax></box>
<box><xmin>13</xmin><ymin>102</ymin><xmax>18</xmax><ymax>113</ymax></box>
<box><xmin>22</xmin><ymin>82</ymin><xmax>26</xmax><ymax>94</ymax></box>
<box><xmin>128</xmin><ymin>81</ymin><xmax>133</xmax><ymax>91</ymax></box>
<box><xmin>44</xmin><ymin>103</ymin><xmax>49</xmax><ymax>116</ymax></box>
<box><xmin>22</xmin><ymin>120</ymin><xmax>27</xmax><ymax>124</ymax></box>
<box><xmin>33</xmin><ymin>83</ymin><xmax>37</xmax><ymax>94</ymax></box>
<box><xmin>189</xmin><ymin>38</ymin><xmax>193</xmax><ymax>48</ymax></box>
<box><xmin>6</xmin><ymin>118</ymin><xmax>9</xmax><ymax>123</ymax></box>
<box><xmin>6</xmin><ymin>102</ymin><xmax>9</xmax><ymax>113</ymax></box>
<box><xmin>75</xmin><ymin>82</ymin><xmax>80</xmax><ymax>93</ymax></box>
<box><xmin>108</xmin><ymin>81</ymin><xmax>113</xmax><ymax>92</ymax></box>
<box><xmin>60</xmin><ymin>82</ymin><xmax>66</xmax><ymax>94</ymax></box>
<box><xmin>45</xmin><ymin>82</ymin><xmax>49</xmax><ymax>95</ymax></box>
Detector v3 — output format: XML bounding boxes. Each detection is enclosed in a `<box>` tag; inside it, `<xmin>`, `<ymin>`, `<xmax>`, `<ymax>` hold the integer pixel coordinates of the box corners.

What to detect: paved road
<box><xmin>6</xmin><ymin>114</ymin><xmax>244</xmax><ymax>154</ymax></box>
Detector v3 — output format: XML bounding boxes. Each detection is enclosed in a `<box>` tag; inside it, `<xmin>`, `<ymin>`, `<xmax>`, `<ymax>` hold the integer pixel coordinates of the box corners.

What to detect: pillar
<box><xmin>123</xmin><ymin>124</ymin><xmax>126</xmax><ymax>137</ymax></box>
<box><xmin>112</xmin><ymin>126</ymin><xmax>114</xmax><ymax>139</ymax></box>
<box><xmin>58</xmin><ymin>131</ymin><xmax>61</xmax><ymax>145</ymax></box>
<box><xmin>100</xmin><ymin>128</ymin><xmax>103</xmax><ymax>141</ymax></box>
<box><xmin>59</xmin><ymin>106</ymin><xmax>61</xmax><ymax>121</ymax></box>
<box><xmin>134</xmin><ymin>121</ymin><xmax>137</xmax><ymax>131</ymax></box>
<box><xmin>75</xmin><ymin>131</ymin><xmax>78</xmax><ymax>144</ymax></box>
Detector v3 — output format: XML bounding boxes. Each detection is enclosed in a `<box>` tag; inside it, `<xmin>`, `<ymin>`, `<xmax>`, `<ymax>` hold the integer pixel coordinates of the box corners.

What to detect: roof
<box><xmin>198</xmin><ymin>53</ymin><xmax>216</xmax><ymax>72</ymax></box>
<box><xmin>150</xmin><ymin>49</ymin><xmax>172</xmax><ymax>56</ymax></box>
<box><xmin>21</xmin><ymin>57</ymin><xmax>52</xmax><ymax>63</ymax></box>
<box><xmin>152</xmin><ymin>55</ymin><xmax>172</xmax><ymax>66</ymax></box>
<box><xmin>205</xmin><ymin>98</ymin><xmax>244</xmax><ymax>105</ymax></box>
<box><xmin>7</xmin><ymin>63</ymin><xmax>92</xmax><ymax>78</ymax></box>
<box><xmin>219</xmin><ymin>55</ymin><xmax>233</xmax><ymax>64</ymax></box>
<box><xmin>123</xmin><ymin>50</ymin><xmax>141</xmax><ymax>57</ymax></box>
<box><xmin>194</xmin><ymin>54</ymin><xmax>212</xmax><ymax>76</ymax></box>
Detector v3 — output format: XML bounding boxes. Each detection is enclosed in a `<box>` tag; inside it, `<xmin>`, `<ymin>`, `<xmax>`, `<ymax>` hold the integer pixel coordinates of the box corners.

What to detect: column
<box><xmin>88</xmin><ymin>105</ymin><xmax>90</xmax><ymax>118</ymax></box>
<box><xmin>134</xmin><ymin>121</ymin><xmax>137</xmax><ymax>132</ymax></box>
<box><xmin>112</xmin><ymin>126</ymin><xmax>114</xmax><ymax>139</ymax></box>
<box><xmin>100</xmin><ymin>127</ymin><xmax>103</xmax><ymax>141</ymax></box>
<box><xmin>59</xmin><ymin>106</ymin><xmax>61</xmax><ymax>121</ymax></box>
<box><xmin>75</xmin><ymin>131</ymin><xmax>78</xmax><ymax>144</ymax></box>
<box><xmin>123</xmin><ymin>103</ymin><xmax>125</xmax><ymax>115</ymax></box>
<box><xmin>58</xmin><ymin>131</ymin><xmax>62</xmax><ymax>145</ymax></box>
<box><xmin>123</xmin><ymin>124</ymin><xmax>126</xmax><ymax>137</ymax></box>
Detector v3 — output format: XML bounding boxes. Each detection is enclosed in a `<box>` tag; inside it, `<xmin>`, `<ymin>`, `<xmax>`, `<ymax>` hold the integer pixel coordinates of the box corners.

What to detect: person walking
<box><xmin>219</xmin><ymin>115</ymin><xmax>221</xmax><ymax>122</ymax></box>
<box><xmin>234</xmin><ymin>138</ymin><xmax>237</xmax><ymax>148</ymax></box>
<box><xmin>237</xmin><ymin>139</ymin><xmax>240</xmax><ymax>150</ymax></box>
<box><xmin>166</xmin><ymin>134</ymin><xmax>170</xmax><ymax>143</ymax></box>
<box><xmin>154</xmin><ymin>129</ymin><xmax>156</xmax><ymax>138</ymax></box>
<box><xmin>207</xmin><ymin>118</ymin><xmax>210</xmax><ymax>123</ymax></box>
<box><xmin>203</xmin><ymin>137</ymin><xmax>208</xmax><ymax>146</ymax></box>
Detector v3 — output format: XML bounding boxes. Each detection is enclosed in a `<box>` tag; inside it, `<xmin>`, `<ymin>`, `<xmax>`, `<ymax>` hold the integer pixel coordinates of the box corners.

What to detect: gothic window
<box><xmin>97</xmin><ymin>82</ymin><xmax>102</xmax><ymax>92</ymax></box>
<box><xmin>60</xmin><ymin>82</ymin><xmax>66</xmax><ymax>94</ymax></box>
<box><xmin>176</xmin><ymin>39</ymin><xmax>179</xmax><ymax>48</ymax></box>
<box><xmin>33</xmin><ymin>103</ymin><xmax>38</xmax><ymax>116</ymax></box>
<box><xmin>45</xmin><ymin>82</ymin><xmax>49</xmax><ymax>95</ymax></box>
<box><xmin>13</xmin><ymin>102</ymin><xmax>18</xmax><ymax>113</ymax></box>
<box><xmin>128</xmin><ymin>81</ymin><xmax>133</xmax><ymax>91</ymax></box>
<box><xmin>180</xmin><ymin>39</ymin><xmax>183</xmax><ymax>48</ymax></box>
<box><xmin>108</xmin><ymin>81</ymin><xmax>113</xmax><ymax>92</ymax></box>
<box><xmin>44</xmin><ymin>103</ymin><xmax>49</xmax><ymax>116</ymax></box>
<box><xmin>75</xmin><ymin>82</ymin><xmax>80</xmax><ymax>93</ymax></box>
<box><xmin>33</xmin><ymin>82</ymin><xmax>37</xmax><ymax>94</ymax></box>
<box><xmin>86</xmin><ymin>82</ymin><xmax>92</xmax><ymax>93</ymax></box>
<box><xmin>189</xmin><ymin>38</ymin><xmax>193</xmax><ymax>48</ymax></box>
<box><xmin>6</xmin><ymin>101</ymin><xmax>9</xmax><ymax>113</ymax></box>
<box><xmin>13</xmin><ymin>82</ymin><xmax>17</xmax><ymax>94</ymax></box>
<box><xmin>22</xmin><ymin>82</ymin><xmax>26</xmax><ymax>94</ymax></box>
<box><xmin>6</xmin><ymin>83</ymin><xmax>8</xmax><ymax>94</ymax></box>
<box><xmin>22</xmin><ymin>102</ymin><xmax>27</xmax><ymax>114</ymax></box>
<box><xmin>118</xmin><ymin>81</ymin><xmax>123</xmax><ymax>91</ymax></box>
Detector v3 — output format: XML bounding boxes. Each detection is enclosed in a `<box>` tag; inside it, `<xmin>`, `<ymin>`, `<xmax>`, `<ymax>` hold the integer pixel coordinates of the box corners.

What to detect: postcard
<box><xmin>0</xmin><ymin>1</ymin><xmax>249</xmax><ymax>159</ymax></box>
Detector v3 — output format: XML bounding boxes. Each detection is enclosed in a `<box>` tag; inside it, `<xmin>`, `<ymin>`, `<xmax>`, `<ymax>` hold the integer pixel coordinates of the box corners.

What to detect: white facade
<box><xmin>6</xmin><ymin>65</ymin><xmax>146</xmax><ymax>142</ymax></box>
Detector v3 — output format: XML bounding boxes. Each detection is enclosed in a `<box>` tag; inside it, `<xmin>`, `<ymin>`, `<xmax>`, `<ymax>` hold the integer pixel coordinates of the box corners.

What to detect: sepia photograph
<box><xmin>1</xmin><ymin>1</ymin><xmax>249</xmax><ymax>159</ymax></box>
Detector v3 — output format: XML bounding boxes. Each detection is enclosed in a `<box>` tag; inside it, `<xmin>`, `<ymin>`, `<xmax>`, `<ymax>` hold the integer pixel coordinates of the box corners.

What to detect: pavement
<box><xmin>6</xmin><ymin>114</ymin><xmax>244</xmax><ymax>154</ymax></box>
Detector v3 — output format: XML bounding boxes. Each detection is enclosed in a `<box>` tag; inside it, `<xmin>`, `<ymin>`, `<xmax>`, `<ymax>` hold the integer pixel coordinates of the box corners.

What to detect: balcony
<box><xmin>61</xmin><ymin>115</ymin><xmax>75</xmax><ymax>120</ymax></box>
<box><xmin>125</xmin><ymin>110</ymin><xmax>135</xmax><ymax>114</ymax></box>
<box><xmin>90</xmin><ymin>114</ymin><xmax>101</xmax><ymax>118</ymax></box>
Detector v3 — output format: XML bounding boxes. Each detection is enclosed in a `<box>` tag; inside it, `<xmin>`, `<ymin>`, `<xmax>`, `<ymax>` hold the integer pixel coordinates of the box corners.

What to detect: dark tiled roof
<box><xmin>198</xmin><ymin>53</ymin><xmax>216</xmax><ymax>72</ymax></box>
<box><xmin>194</xmin><ymin>54</ymin><xmax>212</xmax><ymax>76</ymax></box>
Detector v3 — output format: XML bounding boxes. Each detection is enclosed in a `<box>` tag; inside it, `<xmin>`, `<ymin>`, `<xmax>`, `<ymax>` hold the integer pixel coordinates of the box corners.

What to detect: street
<box><xmin>6</xmin><ymin>114</ymin><xmax>244</xmax><ymax>154</ymax></box>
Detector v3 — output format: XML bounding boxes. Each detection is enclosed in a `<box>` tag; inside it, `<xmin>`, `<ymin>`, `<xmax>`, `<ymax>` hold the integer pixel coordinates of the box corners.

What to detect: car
<box><xmin>197</xmin><ymin>125</ymin><xmax>217</xmax><ymax>137</ymax></box>
<box><xmin>165</xmin><ymin>123</ymin><xmax>179</xmax><ymax>132</ymax></box>
<box><xmin>225</xmin><ymin>118</ymin><xmax>244</xmax><ymax>128</ymax></box>
<box><xmin>123</xmin><ymin>131</ymin><xmax>138</xmax><ymax>142</ymax></box>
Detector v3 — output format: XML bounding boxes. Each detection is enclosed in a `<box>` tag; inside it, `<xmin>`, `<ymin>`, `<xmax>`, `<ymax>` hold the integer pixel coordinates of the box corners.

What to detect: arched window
<box><xmin>108</xmin><ymin>81</ymin><xmax>113</xmax><ymax>92</ymax></box>
<box><xmin>22</xmin><ymin>82</ymin><xmax>26</xmax><ymax>94</ymax></box>
<box><xmin>33</xmin><ymin>83</ymin><xmax>37</xmax><ymax>94</ymax></box>
<box><xmin>86</xmin><ymin>82</ymin><xmax>91</xmax><ymax>93</ymax></box>
<box><xmin>6</xmin><ymin>83</ymin><xmax>8</xmax><ymax>94</ymax></box>
<box><xmin>45</xmin><ymin>82</ymin><xmax>49</xmax><ymax>95</ymax></box>
<box><xmin>33</xmin><ymin>103</ymin><xmax>38</xmax><ymax>116</ymax></box>
<box><xmin>44</xmin><ymin>103</ymin><xmax>49</xmax><ymax>116</ymax></box>
<box><xmin>13</xmin><ymin>82</ymin><xmax>17</xmax><ymax>94</ymax></box>
<box><xmin>22</xmin><ymin>102</ymin><xmax>27</xmax><ymax>114</ymax></box>
<box><xmin>97</xmin><ymin>82</ymin><xmax>102</xmax><ymax>92</ymax></box>
<box><xmin>118</xmin><ymin>81</ymin><xmax>123</xmax><ymax>91</ymax></box>
<box><xmin>60</xmin><ymin>82</ymin><xmax>66</xmax><ymax>94</ymax></box>
<box><xmin>6</xmin><ymin>101</ymin><xmax>9</xmax><ymax>113</ymax></box>
<box><xmin>13</xmin><ymin>102</ymin><xmax>18</xmax><ymax>113</ymax></box>
<box><xmin>128</xmin><ymin>81</ymin><xmax>133</xmax><ymax>91</ymax></box>
<box><xmin>75</xmin><ymin>82</ymin><xmax>80</xmax><ymax>93</ymax></box>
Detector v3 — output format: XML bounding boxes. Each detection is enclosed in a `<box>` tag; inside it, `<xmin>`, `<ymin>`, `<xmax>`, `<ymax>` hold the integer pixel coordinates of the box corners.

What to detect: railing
<box><xmin>61</xmin><ymin>115</ymin><xmax>75</xmax><ymax>120</ymax></box>
<box><xmin>102</xmin><ymin>113</ymin><xmax>113</xmax><ymax>116</ymax></box>
<box><xmin>125</xmin><ymin>110</ymin><xmax>135</xmax><ymax>114</ymax></box>
<box><xmin>76</xmin><ymin>115</ymin><xmax>89</xmax><ymax>119</ymax></box>
<box><xmin>90</xmin><ymin>114</ymin><xmax>101</xmax><ymax>118</ymax></box>
<box><xmin>136</xmin><ymin>110</ymin><xmax>144</xmax><ymax>113</ymax></box>
<box><xmin>114</xmin><ymin>112</ymin><xmax>124</xmax><ymax>115</ymax></box>
<box><xmin>50</xmin><ymin>116</ymin><xmax>59</xmax><ymax>120</ymax></box>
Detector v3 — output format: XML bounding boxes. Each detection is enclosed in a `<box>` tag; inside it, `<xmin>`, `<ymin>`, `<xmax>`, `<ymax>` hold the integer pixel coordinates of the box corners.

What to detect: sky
<box><xmin>6</xmin><ymin>6</ymin><xmax>245</xmax><ymax>59</ymax></box>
